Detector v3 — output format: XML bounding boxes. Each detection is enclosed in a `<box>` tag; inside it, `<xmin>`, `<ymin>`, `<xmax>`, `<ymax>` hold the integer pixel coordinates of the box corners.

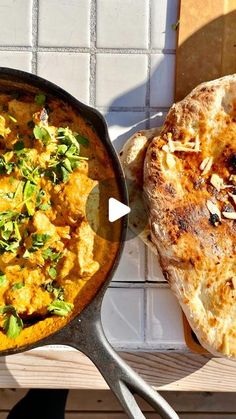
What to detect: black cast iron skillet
<box><xmin>0</xmin><ymin>68</ymin><xmax>178</xmax><ymax>419</ymax></box>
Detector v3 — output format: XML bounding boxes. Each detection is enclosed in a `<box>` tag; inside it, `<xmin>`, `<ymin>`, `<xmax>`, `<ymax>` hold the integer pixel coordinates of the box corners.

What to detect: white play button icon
<box><xmin>108</xmin><ymin>198</ymin><xmax>130</xmax><ymax>222</ymax></box>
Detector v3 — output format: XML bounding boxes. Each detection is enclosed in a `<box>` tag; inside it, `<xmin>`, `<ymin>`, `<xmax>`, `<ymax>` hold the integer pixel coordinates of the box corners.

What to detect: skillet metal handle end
<box><xmin>64</xmin><ymin>313</ymin><xmax>178</xmax><ymax>419</ymax></box>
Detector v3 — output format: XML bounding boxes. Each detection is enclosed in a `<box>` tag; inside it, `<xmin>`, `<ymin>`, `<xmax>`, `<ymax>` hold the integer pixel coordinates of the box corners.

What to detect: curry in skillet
<box><xmin>0</xmin><ymin>91</ymin><xmax>119</xmax><ymax>350</ymax></box>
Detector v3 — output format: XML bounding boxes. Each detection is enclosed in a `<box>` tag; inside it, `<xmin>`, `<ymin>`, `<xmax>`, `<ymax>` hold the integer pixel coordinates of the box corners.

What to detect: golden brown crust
<box><xmin>144</xmin><ymin>74</ymin><xmax>236</xmax><ymax>358</ymax></box>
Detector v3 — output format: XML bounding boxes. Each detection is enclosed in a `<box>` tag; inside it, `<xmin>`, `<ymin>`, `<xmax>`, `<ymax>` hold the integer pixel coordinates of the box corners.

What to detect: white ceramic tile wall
<box><xmin>38</xmin><ymin>0</ymin><xmax>90</xmax><ymax>47</ymax></box>
<box><xmin>150</xmin><ymin>54</ymin><xmax>176</xmax><ymax>107</ymax></box>
<box><xmin>0</xmin><ymin>0</ymin><xmax>32</xmax><ymax>46</ymax></box>
<box><xmin>102</xmin><ymin>287</ymin><xmax>144</xmax><ymax>348</ymax></box>
<box><xmin>37</xmin><ymin>52</ymin><xmax>90</xmax><ymax>103</ymax></box>
<box><xmin>0</xmin><ymin>52</ymin><xmax>32</xmax><ymax>71</ymax></box>
<box><xmin>97</xmin><ymin>0</ymin><xmax>149</xmax><ymax>48</ymax></box>
<box><xmin>0</xmin><ymin>0</ymin><xmax>185</xmax><ymax>350</ymax></box>
<box><xmin>96</xmin><ymin>54</ymin><xmax>148</xmax><ymax>108</ymax></box>
<box><xmin>151</xmin><ymin>0</ymin><xmax>179</xmax><ymax>50</ymax></box>
<box><xmin>145</xmin><ymin>287</ymin><xmax>185</xmax><ymax>348</ymax></box>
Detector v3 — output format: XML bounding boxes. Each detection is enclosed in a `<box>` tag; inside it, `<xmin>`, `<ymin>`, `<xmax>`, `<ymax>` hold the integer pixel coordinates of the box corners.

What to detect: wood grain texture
<box><xmin>1</xmin><ymin>350</ymin><xmax>236</xmax><ymax>391</ymax></box>
<box><xmin>1</xmin><ymin>389</ymin><xmax>236</xmax><ymax>413</ymax></box>
<box><xmin>63</xmin><ymin>415</ymin><xmax>236</xmax><ymax>419</ymax></box>
<box><xmin>0</xmin><ymin>413</ymin><xmax>235</xmax><ymax>419</ymax></box>
<box><xmin>175</xmin><ymin>0</ymin><xmax>236</xmax><ymax>101</ymax></box>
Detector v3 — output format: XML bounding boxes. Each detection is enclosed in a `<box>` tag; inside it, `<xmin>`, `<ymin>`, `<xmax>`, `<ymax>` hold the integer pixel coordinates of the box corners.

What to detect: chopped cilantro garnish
<box><xmin>0</xmin><ymin>211</ymin><xmax>20</xmax><ymax>228</ymax></box>
<box><xmin>0</xmin><ymin>272</ymin><xmax>7</xmax><ymax>287</ymax></box>
<box><xmin>171</xmin><ymin>20</ymin><xmax>179</xmax><ymax>30</ymax></box>
<box><xmin>48</xmin><ymin>300</ymin><xmax>73</xmax><ymax>317</ymax></box>
<box><xmin>35</xmin><ymin>93</ymin><xmax>46</xmax><ymax>106</ymax></box>
<box><xmin>9</xmin><ymin>176</ymin><xmax>15</xmax><ymax>185</ymax></box>
<box><xmin>36</xmin><ymin>189</ymin><xmax>46</xmax><ymax>207</ymax></box>
<box><xmin>62</xmin><ymin>158</ymin><xmax>72</xmax><ymax>173</ymax></box>
<box><xmin>30</xmin><ymin>233</ymin><xmax>51</xmax><ymax>252</ymax></box>
<box><xmin>23</xmin><ymin>180</ymin><xmax>37</xmax><ymax>216</ymax></box>
<box><xmin>48</xmin><ymin>266</ymin><xmax>57</xmax><ymax>279</ymax></box>
<box><xmin>12</xmin><ymin>282</ymin><xmax>24</xmax><ymax>290</ymax></box>
<box><xmin>14</xmin><ymin>221</ymin><xmax>21</xmax><ymax>241</ymax></box>
<box><xmin>0</xmin><ymin>239</ymin><xmax>20</xmax><ymax>253</ymax></box>
<box><xmin>44</xmin><ymin>281</ymin><xmax>64</xmax><ymax>300</ymax></box>
<box><xmin>1</xmin><ymin>305</ymin><xmax>23</xmax><ymax>338</ymax></box>
<box><xmin>57</xmin><ymin>127</ymin><xmax>80</xmax><ymax>151</ymax></box>
<box><xmin>14</xmin><ymin>141</ymin><xmax>25</xmax><ymax>151</ymax></box>
<box><xmin>33</xmin><ymin>126</ymin><xmax>51</xmax><ymax>145</ymax></box>
<box><xmin>7</xmin><ymin>114</ymin><xmax>17</xmax><ymax>123</ymax></box>
<box><xmin>42</xmin><ymin>248</ymin><xmax>62</xmax><ymax>263</ymax></box>
<box><xmin>18</xmin><ymin>160</ymin><xmax>40</xmax><ymax>184</ymax></box>
<box><xmin>60</xmin><ymin>166</ymin><xmax>70</xmax><ymax>182</ymax></box>
<box><xmin>76</xmin><ymin>134</ymin><xmax>89</xmax><ymax>147</ymax></box>
<box><xmin>57</xmin><ymin>144</ymin><xmax>67</xmax><ymax>155</ymax></box>
<box><xmin>39</xmin><ymin>202</ymin><xmax>51</xmax><ymax>211</ymax></box>
<box><xmin>2</xmin><ymin>221</ymin><xmax>13</xmax><ymax>240</ymax></box>
<box><xmin>0</xmin><ymin>155</ymin><xmax>14</xmax><ymax>175</ymax></box>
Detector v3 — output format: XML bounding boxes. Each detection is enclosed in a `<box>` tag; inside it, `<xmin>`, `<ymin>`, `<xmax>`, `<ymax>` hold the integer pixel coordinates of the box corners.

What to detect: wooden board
<box><xmin>175</xmin><ymin>0</ymin><xmax>236</xmax><ymax>353</ymax></box>
<box><xmin>175</xmin><ymin>0</ymin><xmax>236</xmax><ymax>101</ymax></box>
<box><xmin>0</xmin><ymin>389</ymin><xmax>236</xmax><ymax>419</ymax></box>
<box><xmin>1</xmin><ymin>349</ymin><xmax>236</xmax><ymax>391</ymax></box>
<box><xmin>1</xmin><ymin>389</ymin><xmax>236</xmax><ymax>413</ymax></box>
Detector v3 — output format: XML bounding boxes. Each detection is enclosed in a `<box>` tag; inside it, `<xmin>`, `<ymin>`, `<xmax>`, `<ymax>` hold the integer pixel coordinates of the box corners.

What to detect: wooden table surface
<box><xmin>1</xmin><ymin>348</ymin><xmax>235</xmax><ymax>391</ymax></box>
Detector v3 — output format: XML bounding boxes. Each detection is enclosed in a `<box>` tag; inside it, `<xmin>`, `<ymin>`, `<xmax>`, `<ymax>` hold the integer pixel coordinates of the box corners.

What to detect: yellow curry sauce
<box><xmin>0</xmin><ymin>91</ymin><xmax>120</xmax><ymax>350</ymax></box>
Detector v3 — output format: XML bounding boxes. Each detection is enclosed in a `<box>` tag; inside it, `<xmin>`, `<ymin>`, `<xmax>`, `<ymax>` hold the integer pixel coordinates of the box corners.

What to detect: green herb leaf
<box><xmin>42</xmin><ymin>248</ymin><xmax>62</xmax><ymax>263</ymax></box>
<box><xmin>171</xmin><ymin>20</ymin><xmax>179</xmax><ymax>30</ymax></box>
<box><xmin>0</xmin><ymin>211</ymin><xmax>20</xmax><ymax>228</ymax></box>
<box><xmin>62</xmin><ymin>158</ymin><xmax>72</xmax><ymax>173</ymax></box>
<box><xmin>1</xmin><ymin>221</ymin><xmax>14</xmax><ymax>240</ymax></box>
<box><xmin>33</xmin><ymin>126</ymin><xmax>51</xmax><ymax>145</ymax></box>
<box><xmin>7</xmin><ymin>114</ymin><xmax>17</xmax><ymax>123</ymax></box>
<box><xmin>23</xmin><ymin>180</ymin><xmax>36</xmax><ymax>216</ymax></box>
<box><xmin>0</xmin><ymin>272</ymin><xmax>7</xmax><ymax>287</ymax></box>
<box><xmin>4</xmin><ymin>313</ymin><xmax>23</xmax><ymax>338</ymax></box>
<box><xmin>57</xmin><ymin>144</ymin><xmax>68</xmax><ymax>155</ymax></box>
<box><xmin>12</xmin><ymin>282</ymin><xmax>24</xmax><ymax>290</ymax></box>
<box><xmin>75</xmin><ymin>134</ymin><xmax>89</xmax><ymax>147</ymax></box>
<box><xmin>48</xmin><ymin>266</ymin><xmax>57</xmax><ymax>279</ymax></box>
<box><xmin>60</xmin><ymin>166</ymin><xmax>69</xmax><ymax>182</ymax></box>
<box><xmin>14</xmin><ymin>141</ymin><xmax>25</xmax><ymax>151</ymax></box>
<box><xmin>35</xmin><ymin>93</ymin><xmax>46</xmax><ymax>106</ymax></box>
<box><xmin>31</xmin><ymin>233</ymin><xmax>51</xmax><ymax>251</ymax></box>
<box><xmin>0</xmin><ymin>239</ymin><xmax>20</xmax><ymax>253</ymax></box>
<box><xmin>48</xmin><ymin>300</ymin><xmax>73</xmax><ymax>317</ymax></box>
<box><xmin>18</xmin><ymin>160</ymin><xmax>39</xmax><ymax>184</ymax></box>
<box><xmin>44</xmin><ymin>281</ymin><xmax>64</xmax><ymax>300</ymax></box>
<box><xmin>57</xmin><ymin>127</ymin><xmax>80</xmax><ymax>151</ymax></box>
<box><xmin>9</xmin><ymin>176</ymin><xmax>15</xmax><ymax>185</ymax></box>
<box><xmin>14</xmin><ymin>221</ymin><xmax>21</xmax><ymax>241</ymax></box>
<box><xmin>39</xmin><ymin>202</ymin><xmax>51</xmax><ymax>211</ymax></box>
<box><xmin>36</xmin><ymin>189</ymin><xmax>46</xmax><ymax>207</ymax></box>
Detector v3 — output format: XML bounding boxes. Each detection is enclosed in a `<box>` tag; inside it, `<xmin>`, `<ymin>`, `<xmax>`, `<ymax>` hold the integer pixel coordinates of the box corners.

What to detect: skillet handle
<box><xmin>66</xmin><ymin>316</ymin><xmax>179</xmax><ymax>419</ymax></box>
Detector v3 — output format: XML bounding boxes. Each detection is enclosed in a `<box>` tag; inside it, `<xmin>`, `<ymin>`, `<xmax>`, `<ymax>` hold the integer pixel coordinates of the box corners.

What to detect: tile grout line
<box><xmin>0</xmin><ymin>46</ymin><xmax>176</xmax><ymax>55</ymax></box>
<box><xmin>31</xmin><ymin>0</ymin><xmax>39</xmax><ymax>74</ymax></box>
<box><xmin>145</xmin><ymin>0</ymin><xmax>152</xmax><ymax>129</ymax></box>
<box><xmin>89</xmin><ymin>0</ymin><xmax>97</xmax><ymax>107</ymax></box>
